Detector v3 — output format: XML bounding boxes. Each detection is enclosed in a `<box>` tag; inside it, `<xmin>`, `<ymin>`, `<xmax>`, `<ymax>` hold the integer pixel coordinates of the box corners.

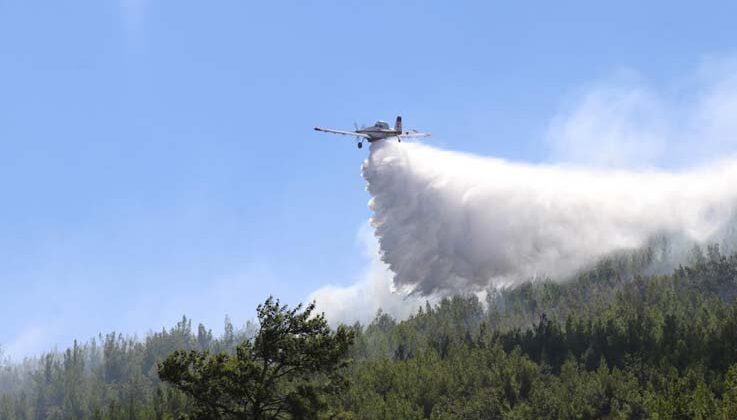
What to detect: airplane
<box><xmin>314</xmin><ymin>116</ymin><xmax>430</xmax><ymax>149</ymax></box>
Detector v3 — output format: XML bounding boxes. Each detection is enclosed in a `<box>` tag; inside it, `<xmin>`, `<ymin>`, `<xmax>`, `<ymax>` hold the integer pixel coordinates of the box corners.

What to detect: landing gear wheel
<box><xmin>357</xmin><ymin>142</ymin><xmax>363</xmax><ymax>149</ymax></box>
<box><xmin>398</xmin><ymin>138</ymin><xmax>402</xmax><ymax>143</ymax></box>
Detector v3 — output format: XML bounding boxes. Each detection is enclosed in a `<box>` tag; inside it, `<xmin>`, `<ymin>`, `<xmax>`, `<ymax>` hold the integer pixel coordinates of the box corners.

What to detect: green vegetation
<box><xmin>158</xmin><ymin>298</ymin><xmax>354</xmax><ymax>419</ymax></box>
<box><xmin>4</xmin><ymin>245</ymin><xmax>737</xmax><ymax>418</ymax></box>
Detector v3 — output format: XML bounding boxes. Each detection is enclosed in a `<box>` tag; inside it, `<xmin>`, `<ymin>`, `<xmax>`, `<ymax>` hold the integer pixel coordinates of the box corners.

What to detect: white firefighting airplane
<box><xmin>314</xmin><ymin>116</ymin><xmax>430</xmax><ymax>149</ymax></box>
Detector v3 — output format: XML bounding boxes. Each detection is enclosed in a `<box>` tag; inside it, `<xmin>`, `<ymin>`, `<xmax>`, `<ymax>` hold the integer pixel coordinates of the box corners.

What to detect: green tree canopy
<box><xmin>157</xmin><ymin>297</ymin><xmax>355</xmax><ymax>419</ymax></box>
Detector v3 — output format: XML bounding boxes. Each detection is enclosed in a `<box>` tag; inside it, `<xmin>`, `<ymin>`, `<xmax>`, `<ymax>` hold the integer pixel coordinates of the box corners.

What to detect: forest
<box><xmin>3</xmin><ymin>243</ymin><xmax>737</xmax><ymax>419</ymax></box>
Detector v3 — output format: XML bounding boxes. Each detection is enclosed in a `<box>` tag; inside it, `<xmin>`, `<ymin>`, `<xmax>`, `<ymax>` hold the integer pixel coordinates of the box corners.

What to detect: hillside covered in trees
<box><xmin>4</xmin><ymin>244</ymin><xmax>737</xmax><ymax>418</ymax></box>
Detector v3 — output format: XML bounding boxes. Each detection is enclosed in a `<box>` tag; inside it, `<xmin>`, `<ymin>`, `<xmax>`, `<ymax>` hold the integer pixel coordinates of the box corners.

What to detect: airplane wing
<box><xmin>399</xmin><ymin>130</ymin><xmax>431</xmax><ymax>139</ymax></box>
<box><xmin>314</xmin><ymin>127</ymin><xmax>371</xmax><ymax>139</ymax></box>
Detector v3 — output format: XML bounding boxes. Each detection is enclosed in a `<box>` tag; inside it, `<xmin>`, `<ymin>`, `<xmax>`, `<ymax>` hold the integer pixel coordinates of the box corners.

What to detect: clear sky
<box><xmin>2</xmin><ymin>1</ymin><xmax>737</xmax><ymax>358</ymax></box>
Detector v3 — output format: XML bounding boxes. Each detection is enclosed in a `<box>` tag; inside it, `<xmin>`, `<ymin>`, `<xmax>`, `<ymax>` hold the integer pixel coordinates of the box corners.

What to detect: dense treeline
<box><xmin>3</xmin><ymin>244</ymin><xmax>737</xmax><ymax>418</ymax></box>
<box><xmin>0</xmin><ymin>318</ymin><xmax>256</xmax><ymax>419</ymax></box>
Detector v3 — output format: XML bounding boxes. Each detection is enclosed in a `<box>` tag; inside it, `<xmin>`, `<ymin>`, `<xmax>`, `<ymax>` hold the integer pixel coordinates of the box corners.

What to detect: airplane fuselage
<box><xmin>356</xmin><ymin>127</ymin><xmax>401</xmax><ymax>142</ymax></box>
<box><xmin>314</xmin><ymin>115</ymin><xmax>428</xmax><ymax>149</ymax></box>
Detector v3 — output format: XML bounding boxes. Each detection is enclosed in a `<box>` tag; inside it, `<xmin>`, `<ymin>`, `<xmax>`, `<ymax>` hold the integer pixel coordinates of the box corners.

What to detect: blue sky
<box><xmin>2</xmin><ymin>1</ymin><xmax>737</xmax><ymax>358</ymax></box>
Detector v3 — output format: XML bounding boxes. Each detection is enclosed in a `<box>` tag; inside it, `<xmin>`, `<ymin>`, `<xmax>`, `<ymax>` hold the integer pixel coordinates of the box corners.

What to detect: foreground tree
<box><xmin>158</xmin><ymin>297</ymin><xmax>355</xmax><ymax>419</ymax></box>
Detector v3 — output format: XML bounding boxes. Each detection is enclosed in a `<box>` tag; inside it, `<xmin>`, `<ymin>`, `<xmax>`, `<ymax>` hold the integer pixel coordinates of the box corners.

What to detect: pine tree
<box><xmin>158</xmin><ymin>297</ymin><xmax>355</xmax><ymax>419</ymax></box>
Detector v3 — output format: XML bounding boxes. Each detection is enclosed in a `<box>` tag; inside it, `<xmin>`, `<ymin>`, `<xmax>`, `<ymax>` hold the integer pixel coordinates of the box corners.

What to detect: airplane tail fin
<box><xmin>395</xmin><ymin>116</ymin><xmax>402</xmax><ymax>133</ymax></box>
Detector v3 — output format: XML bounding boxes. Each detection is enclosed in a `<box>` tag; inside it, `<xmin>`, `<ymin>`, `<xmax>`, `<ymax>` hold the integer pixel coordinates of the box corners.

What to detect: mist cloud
<box><xmin>310</xmin><ymin>58</ymin><xmax>737</xmax><ymax>322</ymax></box>
<box><xmin>366</xmin><ymin>141</ymin><xmax>737</xmax><ymax>295</ymax></box>
<box><xmin>309</xmin><ymin>223</ymin><xmax>427</xmax><ymax>325</ymax></box>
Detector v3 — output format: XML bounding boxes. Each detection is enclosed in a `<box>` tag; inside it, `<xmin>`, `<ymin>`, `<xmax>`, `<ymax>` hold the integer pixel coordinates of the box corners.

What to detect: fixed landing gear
<box><xmin>357</xmin><ymin>142</ymin><xmax>363</xmax><ymax>149</ymax></box>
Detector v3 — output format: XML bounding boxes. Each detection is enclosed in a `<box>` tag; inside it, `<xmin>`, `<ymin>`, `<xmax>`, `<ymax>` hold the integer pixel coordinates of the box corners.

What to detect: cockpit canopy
<box><xmin>374</xmin><ymin>120</ymin><xmax>390</xmax><ymax>129</ymax></box>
